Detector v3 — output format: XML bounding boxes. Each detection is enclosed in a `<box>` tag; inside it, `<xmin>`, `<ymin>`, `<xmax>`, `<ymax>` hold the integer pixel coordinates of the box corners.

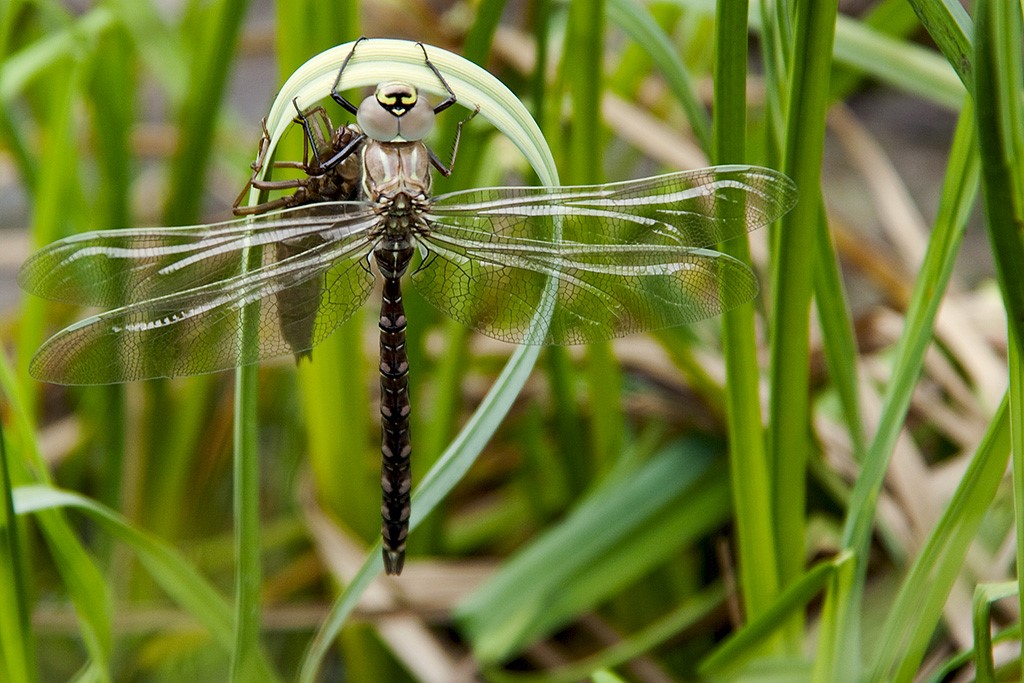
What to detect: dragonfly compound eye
<box><xmin>358</xmin><ymin>83</ymin><xmax>435</xmax><ymax>143</ymax></box>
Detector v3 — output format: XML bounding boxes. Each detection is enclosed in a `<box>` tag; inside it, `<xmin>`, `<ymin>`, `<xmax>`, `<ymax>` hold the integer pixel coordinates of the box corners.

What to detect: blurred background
<box><xmin>2</xmin><ymin>0</ymin><xmax>1016</xmax><ymax>681</ymax></box>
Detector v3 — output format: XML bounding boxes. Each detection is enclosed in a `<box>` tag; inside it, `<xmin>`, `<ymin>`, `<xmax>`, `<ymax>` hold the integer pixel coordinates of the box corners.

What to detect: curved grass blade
<box><xmin>247</xmin><ymin>39</ymin><xmax>559</xmax><ymax>682</ymax></box>
<box><xmin>12</xmin><ymin>485</ymin><xmax>276</xmax><ymax>678</ymax></box>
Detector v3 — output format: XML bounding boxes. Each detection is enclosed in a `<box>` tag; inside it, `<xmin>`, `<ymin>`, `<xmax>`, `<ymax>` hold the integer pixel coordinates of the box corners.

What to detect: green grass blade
<box><xmin>905</xmin><ymin>0</ymin><xmax>975</xmax><ymax>89</ymax></box>
<box><xmin>698</xmin><ymin>551</ymin><xmax>854</xmax><ymax>677</ymax></box>
<box><xmin>564</xmin><ymin>0</ymin><xmax>624</xmax><ymax>470</ymax></box>
<box><xmin>457</xmin><ymin>442</ymin><xmax>724</xmax><ymax>663</ymax></box>
<box><xmin>12</xmin><ymin>485</ymin><xmax>276</xmax><ymax>678</ymax></box>
<box><xmin>811</xmin><ymin>547</ymin><xmax>857</xmax><ymax>682</ymax></box>
<box><xmin>231</xmin><ymin>359</ymin><xmax>263</xmax><ymax>681</ymax></box>
<box><xmin>812</xmin><ymin>204</ymin><xmax>864</xmax><ymax>457</ymax></box>
<box><xmin>484</xmin><ymin>584</ymin><xmax>726</xmax><ymax>683</ymax></box>
<box><xmin>163</xmin><ymin>0</ymin><xmax>248</xmax><ymax>226</ymax></box>
<box><xmin>825</xmin><ymin>99</ymin><xmax>979</xmax><ymax>678</ymax></box>
<box><xmin>670</xmin><ymin>0</ymin><xmax>964</xmax><ymax>109</ymax></box>
<box><xmin>768</xmin><ymin>0</ymin><xmax>838</xmax><ymax>645</ymax></box>
<box><xmin>712</xmin><ymin>0</ymin><xmax>781</xmax><ymax>633</ymax></box>
<box><xmin>972</xmin><ymin>581</ymin><xmax>1018</xmax><ymax>680</ymax></box>
<box><xmin>608</xmin><ymin>0</ymin><xmax>711</xmax><ymax>150</ymax></box>
<box><xmin>868</xmin><ymin>394</ymin><xmax>1011</xmax><ymax>680</ymax></box>
<box><xmin>0</xmin><ymin>419</ymin><xmax>35</xmax><ymax>682</ymax></box>
<box><xmin>926</xmin><ymin>624</ymin><xmax>1021</xmax><ymax>682</ymax></box>
<box><xmin>1012</xmin><ymin>333</ymin><xmax>1024</xmax><ymax>677</ymax></box>
<box><xmin>972</xmin><ymin>10</ymin><xmax>1024</xmax><ymax>674</ymax></box>
<box><xmin>972</xmin><ymin>0</ymin><xmax>1024</xmax><ymax>370</ymax></box>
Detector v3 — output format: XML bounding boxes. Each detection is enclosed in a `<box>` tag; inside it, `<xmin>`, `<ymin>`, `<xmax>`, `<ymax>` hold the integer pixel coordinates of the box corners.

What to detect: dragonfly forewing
<box><xmin>428</xmin><ymin>165</ymin><xmax>797</xmax><ymax>248</ymax></box>
<box><xmin>18</xmin><ymin>203</ymin><xmax>377</xmax><ymax>308</ymax></box>
<box><xmin>26</xmin><ymin>209</ymin><xmax>380</xmax><ymax>384</ymax></box>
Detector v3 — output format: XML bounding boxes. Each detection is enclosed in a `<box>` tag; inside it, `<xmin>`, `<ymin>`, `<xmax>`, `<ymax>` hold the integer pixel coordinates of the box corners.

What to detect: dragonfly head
<box><xmin>357</xmin><ymin>81</ymin><xmax>435</xmax><ymax>143</ymax></box>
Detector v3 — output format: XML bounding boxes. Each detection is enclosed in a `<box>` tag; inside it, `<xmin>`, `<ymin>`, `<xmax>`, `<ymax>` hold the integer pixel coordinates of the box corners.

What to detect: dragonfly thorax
<box><xmin>357</xmin><ymin>81</ymin><xmax>435</xmax><ymax>142</ymax></box>
<box><xmin>361</xmin><ymin>139</ymin><xmax>433</xmax><ymax>204</ymax></box>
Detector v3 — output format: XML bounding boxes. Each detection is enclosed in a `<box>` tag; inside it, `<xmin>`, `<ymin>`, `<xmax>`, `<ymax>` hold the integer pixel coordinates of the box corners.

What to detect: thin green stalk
<box><xmin>972</xmin><ymin>581</ymin><xmax>1019</xmax><ymax>679</ymax></box>
<box><xmin>231</xmin><ymin>361</ymin><xmax>263</xmax><ymax>680</ymax></box>
<box><xmin>1012</xmin><ymin>332</ymin><xmax>1024</xmax><ymax>677</ymax></box>
<box><xmin>565</xmin><ymin>0</ymin><xmax>623</xmax><ymax>469</ymax></box>
<box><xmin>810</xmin><ymin>549</ymin><xmax>856</xmax><ymax>683</ymax></box>
<box><xmin>0</xmin><ymin>415</ymin><xmax>35</xmax><ymax>682</ymax></box>
<box><xmin>972</xmin><ymin>7</ymin><xmax>1024</xmax><ymax>677</ymax></box>
<box><xmin>834</xmin><ymin>101</ymin><xmax>979</xmax><ymax>678</ymax></box>
<box><xmin>812</xmin><ymin>204</ymin><xmax>863</xmax><ymax>457</ymax></box>
<box><xmin>535</xmin><ymin>6</ymin><xmax>586</xmax><ymax>495</ymax></box>
<box><xmin>86</xmin><ymin>25</ymin><xmax>134</xmax><ymax>568</ymax></box>
<box><xmin>713</xmin><ymin>0</ymin><xmax>781</xmax><ymax>632</ymax></box>
<box><xmin>971</xmin><ymin>0</ymin><xmax>1024</xmax><ymax>352</ymax></box>
<box><xmin>767</xmin><ymin>0</ymin><xmax>837</xmax><ymax>648</ymax></box>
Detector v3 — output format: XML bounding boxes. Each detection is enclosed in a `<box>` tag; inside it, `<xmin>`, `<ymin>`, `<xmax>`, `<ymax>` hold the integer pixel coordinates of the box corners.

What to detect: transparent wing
<box><xmin>18</xmin><ymin>201</ymin><xmax>377</xmax><ymax>307</ymax></box>
<box><xmin>414</xmin><ymin>235</ymin><xmax>758</xmax><ymax>345</ymax></box>
<box><xmin>415</xmin><ymin>166</ymin><xmax>794</xmax><ymax>344</ymax></box>
<box><xmin>429</xmin><ymin>165</ymin><xmax>797</xmax><ymax>249</ymax></box>
<box><xmin>29</xmin><ymin>229</ymin><xmax>377</xmax><ymax>385</ymax></box>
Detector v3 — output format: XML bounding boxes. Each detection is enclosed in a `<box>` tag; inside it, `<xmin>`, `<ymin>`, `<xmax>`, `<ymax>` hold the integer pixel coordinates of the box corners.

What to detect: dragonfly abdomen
<box><xmin>376</xmin><ymin>247</ymin><xmax>414</xmax><ymax>574</ymax></box>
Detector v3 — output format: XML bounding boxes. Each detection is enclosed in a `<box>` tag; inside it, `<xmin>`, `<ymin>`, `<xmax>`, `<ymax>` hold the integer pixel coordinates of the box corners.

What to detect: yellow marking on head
<box><xmin>375</xmin><ymin>82</ymin><xmax>418</xmax><ymax>116</ymax></box>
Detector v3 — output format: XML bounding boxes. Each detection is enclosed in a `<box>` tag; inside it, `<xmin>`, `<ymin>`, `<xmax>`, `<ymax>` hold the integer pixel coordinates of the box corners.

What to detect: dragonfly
<box><xmin>19</xmin><ymin>40</ymin><xmax>798</xmax><ymax>575</ymax></box>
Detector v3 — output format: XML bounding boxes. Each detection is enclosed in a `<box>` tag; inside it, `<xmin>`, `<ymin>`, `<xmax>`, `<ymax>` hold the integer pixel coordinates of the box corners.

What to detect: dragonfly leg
<box><xmin>416</xmin><ymin>42</ymin><xmax>458</xmax><ymax>114</ymax></box>
<box><xmin>232</xmin><ymin>192</ymin><xmax>307</xmax><ymax>216</ymax></box>
<box><xmin>330</xmin><ymin>36</ymin><xmax>368</xmax><ymax>115</ymax></box>
<box><xmin>292</xmin><ymin>98</ymin><xmax>367</xmax><ymax>175</ymax></box>
<box><xmin>428</xmin><ymin>104</ymin><xmax>480</xmax><ymax>177</ymax></box>
<box><xmin>291</xmin><ymin>100</ymin><xmax>333</xmax><ymax>175</ymax></box>
<box><xmin>232</xmin><ymin>118</ymin><xmax>274</xmax><ymax>209</ymax></box>
<box><xmin>315</xmin><ymin>128</ymin><xmax>366</xmax><ymax>173</ymax></box>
